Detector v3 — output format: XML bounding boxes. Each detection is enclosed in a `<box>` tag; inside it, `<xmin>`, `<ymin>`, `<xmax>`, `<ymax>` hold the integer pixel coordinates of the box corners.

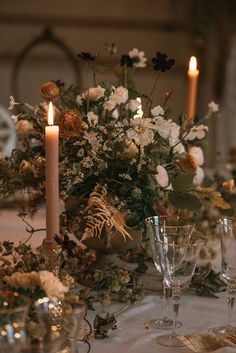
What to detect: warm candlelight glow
<box><xmin>189</xmin><ymin>56</ymin><xmax>197</xmax><ymax>71</ymax></box>
<box><xmin>48</xmin><ymin>102</ymin><xmax>54</xmax><ymax>126</ymax></box>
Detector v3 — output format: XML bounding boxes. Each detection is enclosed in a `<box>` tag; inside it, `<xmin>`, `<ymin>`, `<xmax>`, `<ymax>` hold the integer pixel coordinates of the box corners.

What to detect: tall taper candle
<box><xmin>186</xmin><ymin>56</ymin><xmax>199</xmax><ymax>120</ymax></box>
<box><xmin>45</xmin><ymin>102</ymin><xmax>59</xmax><ymax>241</ymax></box>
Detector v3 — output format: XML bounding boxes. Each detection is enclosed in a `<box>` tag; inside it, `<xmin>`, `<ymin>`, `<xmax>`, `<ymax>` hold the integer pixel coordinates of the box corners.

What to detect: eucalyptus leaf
<box><xmin>169</xmin><ymin>191</ymin><xmax>202</xmax><ymax>211</ymax></box>
<box><xmin>172</xmin><ymin>173</ymin><xmax>194</xmax><ymax>192</ymax></box>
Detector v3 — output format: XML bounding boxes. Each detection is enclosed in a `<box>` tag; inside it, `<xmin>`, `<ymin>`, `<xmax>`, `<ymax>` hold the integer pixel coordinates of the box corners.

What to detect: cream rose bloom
<box><xmin>111</xmin><ymin>86</ymin><xmax>129</xmax><ymax>104</ymax></box>
<box><xmin>15</xmin><ymin>120</ymin><xmax>33</xmax><ymax>134</ymax></box>
<box><xmin>127</xmin><ymin>99</ymin><xmax>140</xmax><ymax>112</ymax></box>
<box><xmin>83</xmin><ymin>85</ymin><xmax>105</xmax><ymax>100</ymax></box>
<box><xmin>155</xmin><ymin>165</ymin><xmax>172</xmax><ymax>189</ymax></box>
<box><xmin>103</xmin><ymin>99</ymin><xmax>116</xmax><ymax>111</ymax></box>
<box><xmin>87</xmin><ymin>111</ymin><xmax>98</xmax><ymax>125</ymax></box>
<box><xmin>193</xmin><ymin>166</ymin><xmax>204</xmax><ymax>185</ymax></box>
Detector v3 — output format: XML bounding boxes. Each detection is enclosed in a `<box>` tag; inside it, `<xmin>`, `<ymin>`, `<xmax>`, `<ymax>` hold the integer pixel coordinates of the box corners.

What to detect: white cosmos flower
<box><xmin>87</xmin><ymin>111</ymin><xmax>98</xmax><ymax>125</ymax></box>
<box><xmin>111</xmin><ymin>86</ymin><xmax>129</xmax><ymax>104</ymax></box>
<box><xmin>193</xmin><ymin>166</ymin><xmax>204</xmax><ymax>185</ymax></box>
<box><xmin>153</xmin><ymin>117</ymin><xmax>170</xmax><ymax>139</ymax></box>
<box><xmin>154</xmin><ymin>118</ymin><xmax>184</xmax><ymax>153</ymax></box>
<box><xmin>8</xmin><ymin>96</ymin><xmax>20</xmax><ymax>110</ymax></box>
<box><xmin>151</xmin><ymin>105</ymin><xmax>164</xmax><ymax>117</ymax></box>
<box><xmin>155</xmin><ymin>165</ymin><xmax>172</xmax><ymax>188</ymax></box>
<box><xmin>188</xmin><ymin>146</ymin><xmax>204</xmax><ymax>166</ymax></box>
<box><xmin>185</xmin><ymin>124</ymin><xmax>208</xmax><ymax>141</ymax></box>
<box><xmin>128</xmin><ymin>48</ymin><xmax>147</xmax><ymax>68</ymax></box>
<box><xmin>208</xmin><ymin>101</ymin><xmax>219</xmax><ymax>113</ymax></box>
<box><xmin>127</xmin><ymin>117</ymin><xmax>154</xmax><ymax>146</ymax></box>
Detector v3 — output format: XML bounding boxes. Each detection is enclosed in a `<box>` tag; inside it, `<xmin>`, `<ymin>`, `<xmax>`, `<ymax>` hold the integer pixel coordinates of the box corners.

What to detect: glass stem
<box><xmin>171</xmin><ymin>287</ymin><xmax>181</xmax><ymax>337</ymax></box>
<box><xmin>163</xmin><ymin>281</ymin><xmax>171</xmax><ymax>320</ymax></box>
<box><xmin>227</xmin><ymin>281</ymin><xmax>236</xmax><ymax>327</ymax></box>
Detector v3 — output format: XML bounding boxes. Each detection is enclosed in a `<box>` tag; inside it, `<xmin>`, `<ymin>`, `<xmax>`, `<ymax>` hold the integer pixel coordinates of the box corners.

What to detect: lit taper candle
<box><xmin>45</xmin><ymin>102</ymin><xmax>59</xmax><ymax>241</ymax></box>
<box><xmin>186</xmin><ymin>56</ymin><xmax>199</xmax><ymax>120</ymax></box>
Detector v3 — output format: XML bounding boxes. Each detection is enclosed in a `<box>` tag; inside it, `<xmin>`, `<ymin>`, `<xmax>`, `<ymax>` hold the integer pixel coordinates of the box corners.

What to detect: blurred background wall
<box><xmin>1</xmin><ymin>0</ymin><xmax>236</xmax><ymax>168</ymax></box>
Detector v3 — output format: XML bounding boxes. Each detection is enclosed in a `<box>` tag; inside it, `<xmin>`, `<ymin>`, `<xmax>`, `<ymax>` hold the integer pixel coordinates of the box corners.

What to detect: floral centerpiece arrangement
<box><xmin>0</xmin><ymin>45</ymin><xmax>231</xmax><ymax>344</ymax></box>
<box><xmin>0</xmin><ymin>47</ymin><xmax>229</xmax><ymax>250</ymax></box>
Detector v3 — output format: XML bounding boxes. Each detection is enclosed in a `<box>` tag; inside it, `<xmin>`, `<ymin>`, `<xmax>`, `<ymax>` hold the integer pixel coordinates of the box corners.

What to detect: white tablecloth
<box><xmin>0</xmin><ymin>209</ymin><xmax>234</xmax><ymax>353</ymax></box>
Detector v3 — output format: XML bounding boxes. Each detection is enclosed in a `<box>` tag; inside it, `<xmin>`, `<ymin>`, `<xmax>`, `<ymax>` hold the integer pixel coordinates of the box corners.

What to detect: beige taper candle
<box><xmin>186</xmin><ymin>56</ymin><xmax>199</xmax><ymax>120</ymax></box>
<box><xmin>45</xmin><ymin>102</ymin><xmax>59</xmax><ymax>241</ymax></box>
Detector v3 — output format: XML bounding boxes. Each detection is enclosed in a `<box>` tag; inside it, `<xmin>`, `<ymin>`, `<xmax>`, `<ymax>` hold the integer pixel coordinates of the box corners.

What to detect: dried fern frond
<box><xmin>81</xmin><ymin>185</ymin><xmax>132</xmax><ymax>242</ymax></box>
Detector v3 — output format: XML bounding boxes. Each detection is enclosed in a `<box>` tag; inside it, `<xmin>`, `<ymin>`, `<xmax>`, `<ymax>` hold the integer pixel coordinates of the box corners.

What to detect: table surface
<box><xmin>0</xmin><ymin>209</ymin><xmax>235</xmax><ymax>353</ymax></box>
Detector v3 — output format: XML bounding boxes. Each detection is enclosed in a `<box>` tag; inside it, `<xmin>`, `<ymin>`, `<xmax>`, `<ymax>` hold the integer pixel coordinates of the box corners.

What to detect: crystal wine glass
<box><xmin>155</xmin><ymin>230</ymin><xmax>203</xmax><ymax>347</ymax></box>
<box><xmin>212</xmin><ymin>217</ymin><xmax>236</xmax><ymax>335</ymax></box>
<box><xmin>145</xmin><ymin>215</ymin><xmax>194</xmax><ymax>329</ymax></box>
<box><xmin>0</xmin><ymin>292</ymin><xmax>29</xmax><ymax>353</ymax></box>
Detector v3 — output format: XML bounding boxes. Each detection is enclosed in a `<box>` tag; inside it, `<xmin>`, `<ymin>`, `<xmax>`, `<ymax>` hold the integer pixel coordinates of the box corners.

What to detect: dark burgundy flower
<box><xmin>120</xmin><ymin>54</ymin><xmax>134</xmax><ymax>68</ymax></box>
<box><xmin>77</xmin><ymin>52</ymin><xmax>96</xmax><ymax>61</ymax></box>
<box><xmin>55</xmin><ymin>234</ymin><xmax>77</xmax><ymax>255</ymax></box>
<box><xmin>152</xmin><ymin>52</ymin><xmax>175</xmax><ymax>72</ymax></box>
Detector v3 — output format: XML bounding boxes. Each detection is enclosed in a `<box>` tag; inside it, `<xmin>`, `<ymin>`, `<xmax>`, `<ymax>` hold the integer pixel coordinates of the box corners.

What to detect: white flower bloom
<box><xmin>185</xmin><ymin>124</ymin><xmax>208</xmax><ymax>141</ymax></box>
<box><xmin>208</xmin><ymin>101</ymin><xmax>219</xmax><ymax>113</ymax></box>
<box><xmin>127</xmin><ymin>117</ymin><xmax>154</xmax><ymax>146</ymax></box>
<box><xmin>127</xmin><ymin>99</ymin><xmax>140</xmax><ymax>112</ymax></box>
<box><xmin>155</xmin><ymin>165</ymin><xmax>170</xmax><ymax>188</ymax></box>
<box><xmin>168</xmin><ymin>121</ymin><xmax>180</xmax><ymax>142</ymax></box>
<box><xmin>83</xmin><ymin>131</ymin><xmax>101</xmax><ymax>150</ymax></box>
<box><xmin>39</xmin><ymin>271</ymin><xmax>68</xmax><ymax>300</ymax></box>
<box><xmin>10</xmin><ymin>114</ymin><xmax>19</xmax><ymax>123</ymax></box>
<box><xmin>4</xmin><ymin>271</ymin><xmax>68</xmax><ymax>300</ymax></box>
<box><xmin>81</xmin><ymin>156</ymin><xmax>94</xmax><ymax>168</ymax></box>
<box><xmin>83</xmin><ymin>85</ymin><xmax>105</xmax><ymax>101</ymax></box>
<box><xmin>193</xmin><ymin>166</ymin><xmax>204</xmax><ymax>185</ymax></box>
<box><xmin>153</xmin><ymin>117</ymin><xmax>170</xmax><ymax>139</ymax></box>
<box><xmin>188</xmin><ymin>146</ymin><xmax>204</xmax><ymax>166</ymax></box>
<box><xmin>87</xmin><ymin>111</ymin><xmax>98</xmax><ymax>125</ymax></box>
<box><xmin>104</xmin><ymin>99</ymin><xmax>116</xmax><ymax>111</ymax></box>
<box><xmin>111</xmin><ymin>86</ymin><xmax>129</xmax><ymax>104</ymax></box>
<box><xmin>173</xmin><ymin>142</ymin><xmax>185</xmax><ymax>154</ymax></box>
<box><xmin>111</xmin><ymin>109</ymin><xmax>119</xmax><ymax>119</ymax></box>
<box><xmin>154</xmin><ymin>118</ymin><xmax>184</xmax><ymax>153</ymax></box>
<box><xmin>8</xmin><ymin>96</ymin><xmax>20</xmax><ymax>110</ymax></box>
<box><xmin>151</xmin><ymin>105</ymin><xmax>164</xmax><ymax>117</ymax></box>
<box><xmin>128</xmin><ymin>48</ymin><xmax>147</xmax><ymax>68</ymax></box>
<box><xmin>76</xmin><ymin>95</ymin><xmax>83</xmax><ymax>105</ymax></box>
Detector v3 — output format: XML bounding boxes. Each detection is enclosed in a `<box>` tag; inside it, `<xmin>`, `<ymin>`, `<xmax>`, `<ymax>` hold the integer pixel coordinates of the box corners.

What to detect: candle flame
<box><xmin>48</xmin><ymin>102</ymin><xmax>54</xmax><ymax>125</ymax></box>
<box><xmin>189</xmin><ymin>56</ymin><xmax>197</xmax><ymax>71</ymax></box>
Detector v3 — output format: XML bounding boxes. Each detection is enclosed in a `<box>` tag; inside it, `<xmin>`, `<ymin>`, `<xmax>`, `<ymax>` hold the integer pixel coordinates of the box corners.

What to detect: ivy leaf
<box><xmin>172</xmin><ymin>173</ymin><xmax>194</xmax><ymax>192</ymax></box>
<box><xmin>94</xmin><ymin>313</ymin><xmax>117</xmax><ymax>339</ymax></box>
<box><xmin>125</xmin><ymin>211</ymin><xmax>144</xmax><ymax>228</ymax></box>
<box><xmin>169</xmin><ymin>192</ymin><xmax>202</xmax><ymax>211</ymax></box>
